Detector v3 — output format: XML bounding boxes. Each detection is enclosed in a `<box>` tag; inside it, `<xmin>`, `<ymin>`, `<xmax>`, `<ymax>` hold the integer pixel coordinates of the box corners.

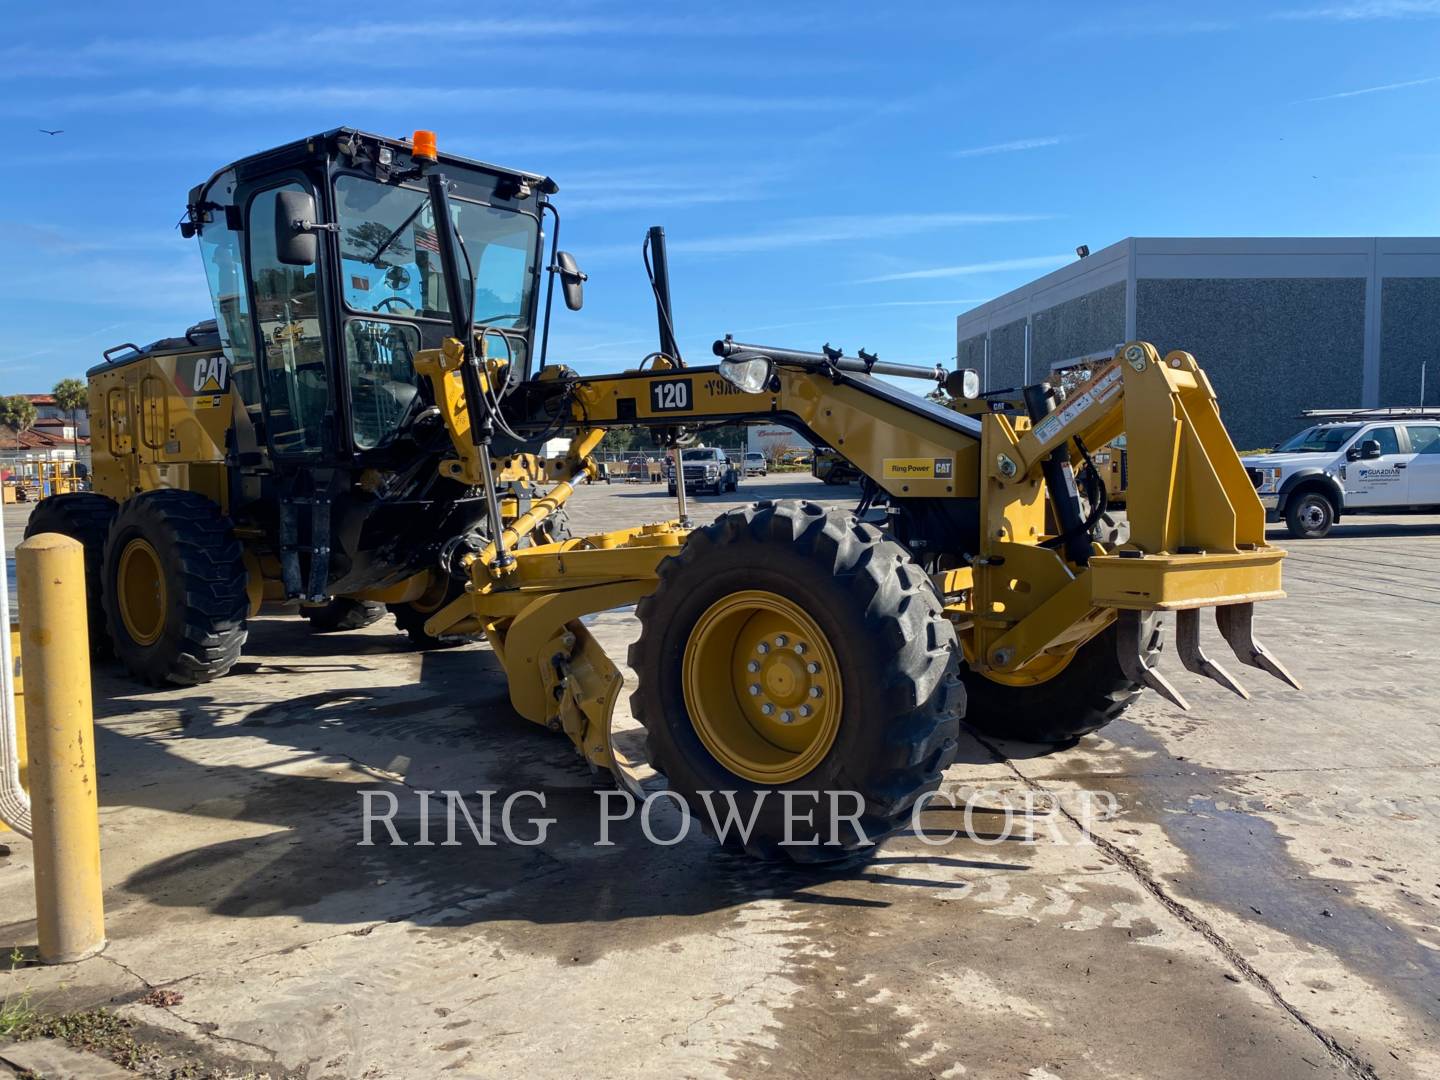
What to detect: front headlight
<box><xmin>706</xmin><ymin>464</ymin><xmax>720</xmax><ymax>476</ymax></box>
<box><xmin>1258</xmin><ymin>467</ymin><xmax>1283</xmax><ymax>493</ymax></box>
<box><xmin>718</xmin><ymin>355</ymin><xmax>773</xmax><ymax>394</ymax></box>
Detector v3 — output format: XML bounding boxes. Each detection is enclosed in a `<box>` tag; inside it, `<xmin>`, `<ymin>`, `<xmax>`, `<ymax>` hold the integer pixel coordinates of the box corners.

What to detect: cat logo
<box><xmin>191</xmin><ymin>355</ymin><xmax>229</xmax><ymax>395</ymax></box>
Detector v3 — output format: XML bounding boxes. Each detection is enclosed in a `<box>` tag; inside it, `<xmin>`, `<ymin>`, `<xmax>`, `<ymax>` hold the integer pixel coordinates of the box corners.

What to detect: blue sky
<box><xmin>2</xmin><ymin>0</ymin><xmax>1439</xmax><ymax>395</ymax></box>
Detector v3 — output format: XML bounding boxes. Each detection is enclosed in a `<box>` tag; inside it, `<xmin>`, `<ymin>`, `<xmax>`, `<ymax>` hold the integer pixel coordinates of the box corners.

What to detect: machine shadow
<box><xmin>78</xmin><ymin>630</ymin><xmax>1034</xmax><ymax>941</ymax></box>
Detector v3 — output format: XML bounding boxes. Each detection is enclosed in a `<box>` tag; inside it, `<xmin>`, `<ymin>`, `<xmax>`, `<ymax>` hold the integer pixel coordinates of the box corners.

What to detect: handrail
<box><xmin>0</xmin><ymin>504</ymin><xmax>32</xmax><ymax>838</ymax></box>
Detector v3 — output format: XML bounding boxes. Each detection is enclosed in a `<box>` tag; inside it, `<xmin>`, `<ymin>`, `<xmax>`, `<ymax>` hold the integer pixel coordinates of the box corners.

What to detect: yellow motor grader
<box><xmin>29</xmin><ymin>128</ymin><xmax>1296</xmax><ymax>859</ymax></box>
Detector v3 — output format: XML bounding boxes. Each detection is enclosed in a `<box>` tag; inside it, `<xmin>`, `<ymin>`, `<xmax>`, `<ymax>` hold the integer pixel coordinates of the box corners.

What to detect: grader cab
<box><xmin>28</xmin><ymin>128</ymin><xmax>1297</xmax><ymax>860</ymax></box>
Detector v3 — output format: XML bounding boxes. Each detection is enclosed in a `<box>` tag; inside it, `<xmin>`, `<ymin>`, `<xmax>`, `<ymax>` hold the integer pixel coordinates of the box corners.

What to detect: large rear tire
<box><xmin>304</xmin><ymin>598</ymin><xmax>386</xmax><ymax>633</ymax></box>
<box><xmin>959</xmin><ymin>617</ymin><xmax>1163</xmax><ymax>744</ymax></box>
<box><xmin>629</xmin><ymin>501</ymin><xmax>962</xmax><ymax>862</ymax></box>
<box><xmin>24</xmin><ymin>493</ymin><xmax>117</xmax><ymax>656</ymax></box>
<box><xmin>101</xmin><ymin>490</ymin><xmax>249</xmax><ymax>686</ymax></box>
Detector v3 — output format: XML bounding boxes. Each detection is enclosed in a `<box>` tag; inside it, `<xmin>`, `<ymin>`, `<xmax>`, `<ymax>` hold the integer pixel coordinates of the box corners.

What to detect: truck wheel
<box><xmin>1284</xmin><ymin>491</ymin><xmax>1334</xmax><ymax>539</ymax></box>
<box><xmin>388</xmin><ymin>577</ymin><xmax>482</xmax><ymax>648</ymax></box>
<box><xmin>959</xmin><ymin>617</ymin><xmax>1163</xmax><ymax>745</ymax></box>
<box><xmin>303</xmin><ymin>598</ymin><xmax>386</xmax><ymax>633</ymax></box>
<box><xmin>24</xmin><ymin>493</ymin><xmax>117</xmax><ymax>656</ymax></box>
<box><xmin>630</xmin><ymin>501</ymin><xmax>962</xmax><ymax>862</ymax></box>
<box><xmin>102</xmin><ymin>490</ymin><xmax>248</xmax><ymax>686</ymax></box>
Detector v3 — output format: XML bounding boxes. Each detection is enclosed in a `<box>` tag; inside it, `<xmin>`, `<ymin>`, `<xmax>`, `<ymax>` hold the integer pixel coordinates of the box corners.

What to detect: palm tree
<box><xmin>52</xmin><ymin>378</ymin><xmax>87</xmax><ymax>464</ymax></box>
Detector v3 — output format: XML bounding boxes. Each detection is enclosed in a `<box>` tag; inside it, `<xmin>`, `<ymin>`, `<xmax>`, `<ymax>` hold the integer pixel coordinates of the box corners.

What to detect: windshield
<box><xmin>334</xmin><ymin>176</ymin><xmax>539</xmax><ymax>329</ymax></box>
<box><xmin>682</xmin><ymin>448</ymin><xmax>718</xmax><ymax>461</ymax></box>
<box><xmin>333</xmin><ymin>175</ymin><xmax>539</xmax><ymax>451</ymax></box>
<box><xmin>1275</xmin><ymin>425</ymin><xmax>1359</xmax><ymax>453</ymax></box>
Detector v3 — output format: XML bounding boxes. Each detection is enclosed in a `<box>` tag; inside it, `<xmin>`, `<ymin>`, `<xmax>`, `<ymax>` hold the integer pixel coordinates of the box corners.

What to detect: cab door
<box><xmin>245</xmin><ymin>181</ymin><xmax>332</xmax><ymax>457</ymax></box>
<box><xmin>1402</xmin><ymin>424</ymin><xmax>1440</xmax><ymax>505</ymax></box>
<box><xmin>1343</xmin><ymin>425</ymin><xmax>1410</xmax><ymax>508</ymax></box>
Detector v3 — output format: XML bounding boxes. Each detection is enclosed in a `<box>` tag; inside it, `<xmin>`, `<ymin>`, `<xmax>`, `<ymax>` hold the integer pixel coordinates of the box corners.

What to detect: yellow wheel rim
<box><xmin>682</xmin><ymin>590</ymin><xmax>843</xmax><ymax>785</ymax></box>
<box><xmin>118</xmin><ymin>538</ymin><xmax>166</xmax><ymax>646</ymax></box>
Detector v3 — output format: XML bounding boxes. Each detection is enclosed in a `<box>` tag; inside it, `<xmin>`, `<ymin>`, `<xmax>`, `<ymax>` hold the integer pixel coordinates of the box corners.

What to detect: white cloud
<box><xmin>7</xmin><ymin>84</ymin><xmax>860</xmax><ymax>118</ymax></box>
<box><xmin>1274</xmin><ymin>0</ymin><xmax>1440</xmax><ymax>19</ymax></box>
<box><xmin>664</xmin><ymin>213</ymin><xmax>1052</xmax><ymax>256</ymax></box>
<box><xmin>853</xmin><ymin>254</ymin><xmax>1073</xmax><ymax>284</ymax></box>
<box><xmin>1298</xmin><ymin>73</ymin><xmax>1440</xmax><ymax>101</ymax></box>
<box><xmin>952</xmin><ymin>136</ymin><xmax>1069</xmax><ymax>158</ymax></box>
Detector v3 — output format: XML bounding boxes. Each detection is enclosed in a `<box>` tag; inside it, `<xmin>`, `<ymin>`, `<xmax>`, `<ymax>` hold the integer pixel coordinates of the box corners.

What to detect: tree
<box><xmin>52</xmin><ymin>377</ymin><xmax>87</xmax><ymax>460</ymax></box>
<box><xmin>0</xmin><ymin>394</ymin><xmax>37</xmax><ymax>455</ymax></box>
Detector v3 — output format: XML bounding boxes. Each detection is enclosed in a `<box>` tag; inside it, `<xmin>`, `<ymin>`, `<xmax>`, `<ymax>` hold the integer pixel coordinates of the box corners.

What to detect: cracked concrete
<box><xmin>2</xmin><ymin>484</ymin><xmax>1437</xmax><ymax>1078</ymax></box>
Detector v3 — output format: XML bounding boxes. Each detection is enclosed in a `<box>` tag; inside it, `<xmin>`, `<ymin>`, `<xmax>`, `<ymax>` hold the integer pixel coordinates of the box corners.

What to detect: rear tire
<box><xmin>101</xmin><ymin>490</ymin><xmax>248</xmax><ymax>686</ymax></box>
<box><xmin>304</xmin><ymin>598</ymin><xmax>386</xmax><ymax>633</ymax></box>
<box><xmin>629</xmin><ymin>501</ymin><xmax>962</xmax><ymax>862</ymax></box>
<box><xmin>1284</xmin><ymin>490</ymin><xmax>1334</xmax><ymax>539</ymax></box>
<box><xmin>24</xmin><ymin>493</ymin><xmax>117</xmax><ymax>656</ymax></box>
<box><xmin>959</xmin><ymin>617</ymin><xmax>1163</xmax><ymax>744</ymax></box>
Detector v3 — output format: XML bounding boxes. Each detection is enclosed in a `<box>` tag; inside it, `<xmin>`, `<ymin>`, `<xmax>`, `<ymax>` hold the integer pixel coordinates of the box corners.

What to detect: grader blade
<box><xmin>1175</xmin><ymin>608</ymin><xmax>1251</xmax><ymax>700</ymax></box>
<box><xmin>1215</xmin><ymin>603</ymin><xmax>1303</xmax><ymax>690</ymax></box>
<box><xmin>1116</xmin><ymin>610</ymin><xmax>1190</xmax><ymax>712</ymax></box>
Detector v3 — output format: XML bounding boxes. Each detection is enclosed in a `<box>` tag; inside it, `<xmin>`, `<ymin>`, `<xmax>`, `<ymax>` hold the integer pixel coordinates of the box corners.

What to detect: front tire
<box><xmin>24</xmin><ymin>493</ymin><xmax>117</xmax><ymax>656</ymax></box>
<box><xmin>629</xmin><ymin>501</ymin><xmax>962</xmax><ymax>862</ymax></box>
<box><xmin>1284</xmin><ymin>491</ymin><xmax>1335</xmax><ymax>539</ymax></box>
<box><xmin>102</xmin><ymin>490</ymin><xmax>248</xmax><ymax>686</ymax></box>
<box><xmin>959</xmin><ymin>617</ymin><xmax>1163</xmax><ymax>744</ymax></box>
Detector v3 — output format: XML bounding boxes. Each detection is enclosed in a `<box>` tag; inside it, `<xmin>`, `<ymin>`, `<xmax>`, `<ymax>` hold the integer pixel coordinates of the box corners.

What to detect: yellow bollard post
<box><xmin>17</xmin><ymin>533</ymin><xmax>105</xmax><ymax>963</ymax></box>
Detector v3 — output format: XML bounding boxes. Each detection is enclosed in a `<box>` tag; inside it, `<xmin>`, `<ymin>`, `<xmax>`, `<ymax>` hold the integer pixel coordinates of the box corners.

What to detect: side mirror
<box><xmin>275</xmin><ymin>189</ymin><xmax>318</xmax><ymax>267</ymax></box>
<box><xmin>1359</xmin><ymin>439</ymin><xmax>1383</xmax><ymax>460</ymax></box>
<box><xmin>555</xmin><ymin>251</ymin><xmax>586</xmax><ymax>311</ymax></box>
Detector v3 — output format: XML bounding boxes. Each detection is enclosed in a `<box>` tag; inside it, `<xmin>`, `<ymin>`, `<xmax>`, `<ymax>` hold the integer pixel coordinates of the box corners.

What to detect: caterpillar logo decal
<box><xmin>882</xmin><ymin>457</ymin><xmax>953</xmax><ymax>480</ymax></box>
<box><xmin>173</xmin><ymin>354</ymin><xmax>230</xmax><ymax>398</ymax></box>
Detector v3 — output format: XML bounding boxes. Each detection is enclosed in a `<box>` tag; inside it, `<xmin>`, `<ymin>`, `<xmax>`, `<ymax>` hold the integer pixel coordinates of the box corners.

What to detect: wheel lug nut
<box><xmin>761</xmin><ymin>703</ymin><xmax>775</xmax><ymax>716</ymax></box>
<box><xmin>793</xmin><ymin>642</ymin><xmax>807</xmax><ymax>655</ymax></box>
<box><xmin>799</xmin><ymin>704</ymin><xmax>812</xmax><ymax>718</ymax></box>
<box><xmin>748</xmin><ymin>684</ymin><xmax>761</xmax><ymax>696</ymax></box>
<box><xmin>746</xmin><ymin>660</ymin><xmax>760</xmax><ymax>673</ymax></box>
<box><xmin>805</xmin><ymin>661</ymin><xmax>820</xmax><ymax>674</ymax></box>
<box><xmin>780</xmin><ymin>710</ymin><xmax>794</xmax><ymax>724</ymax></box>
<box><xmin>756</xmin><ymin>642</ymin><xmax>770</xmax><ymax>655</ymax></box>
<box><xmin>808</xmin><ymin>686</ymin><xmax>822</xmax><ymax>699</ymax></box>
<box><xmin>774</xmin><ymin>634</ymin><xmax>788</xmax><ymax>647</ymax></box>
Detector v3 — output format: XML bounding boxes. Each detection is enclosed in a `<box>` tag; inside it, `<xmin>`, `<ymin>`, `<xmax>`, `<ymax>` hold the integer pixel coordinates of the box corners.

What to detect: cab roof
<box><xmin>189</xmin><ymin>127</ymin><xmax>558</xmax><ymax>208</ymax></box>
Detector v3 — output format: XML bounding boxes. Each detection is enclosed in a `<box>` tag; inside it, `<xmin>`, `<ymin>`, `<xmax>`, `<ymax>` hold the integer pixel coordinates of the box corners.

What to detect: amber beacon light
<box><xmin>412</xmin><ymin>129</ymin><xmax>438</xmax><ymax>162</ymax></box>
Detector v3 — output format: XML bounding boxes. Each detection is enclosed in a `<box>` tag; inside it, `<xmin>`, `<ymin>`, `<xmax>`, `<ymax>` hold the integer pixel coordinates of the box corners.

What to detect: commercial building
<box><xmin>955</xmin><ymin>237</ymin><xmax>1440</xmax><ymax>449</ymax></box>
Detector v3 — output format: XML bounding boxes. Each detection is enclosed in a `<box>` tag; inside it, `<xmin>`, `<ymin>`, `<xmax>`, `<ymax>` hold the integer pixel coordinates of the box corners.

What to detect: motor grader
<box><xmin>29</xmin><ymin>128</ymin><xmax>1296</xmax><ymax>859</ymax></box>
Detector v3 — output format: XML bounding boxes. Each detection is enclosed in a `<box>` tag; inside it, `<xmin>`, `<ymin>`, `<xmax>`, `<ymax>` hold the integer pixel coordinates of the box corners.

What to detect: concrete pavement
<box><xmin>1</xmin><ymin>477</ymin><xmax>1437</xmax><ymax>1078</ymax></box>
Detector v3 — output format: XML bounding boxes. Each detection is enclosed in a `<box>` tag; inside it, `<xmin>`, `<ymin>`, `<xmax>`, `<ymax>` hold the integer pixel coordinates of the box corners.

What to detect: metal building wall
<box><xmin>956</xmin><ymin>237</ymin><xmax>1440</xmax><ymax>450</ymax></box>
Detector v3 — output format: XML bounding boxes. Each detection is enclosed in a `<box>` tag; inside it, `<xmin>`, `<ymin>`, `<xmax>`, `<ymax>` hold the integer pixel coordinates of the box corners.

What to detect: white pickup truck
<box><xmin>1242</xmin><ymin>409</ymin><xmax>1440</xmax><ymax>538</ymax></box>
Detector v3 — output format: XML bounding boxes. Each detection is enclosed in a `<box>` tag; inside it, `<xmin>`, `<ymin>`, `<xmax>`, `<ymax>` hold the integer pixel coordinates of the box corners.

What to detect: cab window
<box><xmin>1406</xmin><ymin>425</ymin><xmax>1440</xmax><ymax>454</ymax></box>
<box><xmin>1362</xmin><ymin>426</ymin><xmax>1400</xmax><ymax>456</ymax></box>
<box><xmin>247</xmin><ymin>183</ymin><xmax>330</xmax><ymax>455</ymax></box>
<box><xmin>345</xmin><ymin>319</ymin><xmax>421</xmax><ymax>451</ymax></box>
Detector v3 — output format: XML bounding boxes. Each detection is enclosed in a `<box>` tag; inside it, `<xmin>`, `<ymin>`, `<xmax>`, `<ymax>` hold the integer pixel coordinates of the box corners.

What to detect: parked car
<box><xmin>1241</xmin><ymin>408</ymin><xmax>1440</xmax><ymax>538</ymax></box>
<box><xmin>667</xmin><ymin>446</ymin><xmax>740</xmax><ymax>495</ymax></box>
<box><xmin>812</xmin><ymin>446</ymin><xmax>862</xmax><ymax>486</ymax></box>
<box><xmin>742</xmin><ymin>451</ymin><xmax>768</xmax><ymax>476</ymax></box>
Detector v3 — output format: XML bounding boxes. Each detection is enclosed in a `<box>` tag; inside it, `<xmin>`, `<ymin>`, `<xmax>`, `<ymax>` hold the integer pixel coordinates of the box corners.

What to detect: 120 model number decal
<box><xmin>649</xmin><ymin>378</ymin><xmax>693</xmax><ymax>412</ymax></box>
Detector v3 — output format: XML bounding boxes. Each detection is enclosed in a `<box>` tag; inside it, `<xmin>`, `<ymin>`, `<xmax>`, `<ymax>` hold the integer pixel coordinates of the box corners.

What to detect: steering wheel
<box><xmin>373</xmin><ymin>296</ymin><xmax>416</xmax><ymax>314</ymax></box>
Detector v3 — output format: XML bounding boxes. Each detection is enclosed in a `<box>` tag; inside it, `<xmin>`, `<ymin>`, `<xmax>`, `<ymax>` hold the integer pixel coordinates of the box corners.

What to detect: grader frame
<box><xmin>410</xmin><ymin>334</ymin><xmax>1295</xmax><ymax>790</ymax></box>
